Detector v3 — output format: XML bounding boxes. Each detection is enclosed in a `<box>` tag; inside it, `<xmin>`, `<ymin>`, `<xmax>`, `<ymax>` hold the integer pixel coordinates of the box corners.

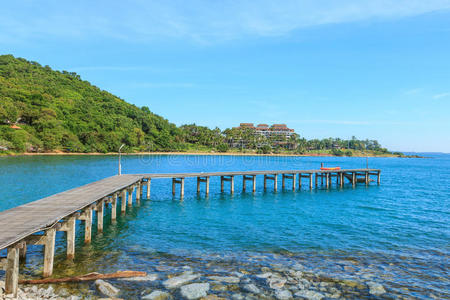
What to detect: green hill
<box><xmin>0</xmin><ymin>55</ymin><xmax>181</xmax><ymax>153</ymax></box>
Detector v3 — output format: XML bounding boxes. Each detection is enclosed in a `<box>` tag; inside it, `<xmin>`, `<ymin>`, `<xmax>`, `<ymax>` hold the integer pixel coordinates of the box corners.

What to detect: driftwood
<box><xmin>19</xmin><ymin>270</ymin><xmax>147</xmax><ymax>284</ymax></box>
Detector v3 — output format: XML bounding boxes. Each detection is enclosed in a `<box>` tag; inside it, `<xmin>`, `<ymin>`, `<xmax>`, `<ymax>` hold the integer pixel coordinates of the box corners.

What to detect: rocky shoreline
<box><xmin>1</xmin><ymin>262</ymin><xmax>390</xmax><ymax>300</ymax></box>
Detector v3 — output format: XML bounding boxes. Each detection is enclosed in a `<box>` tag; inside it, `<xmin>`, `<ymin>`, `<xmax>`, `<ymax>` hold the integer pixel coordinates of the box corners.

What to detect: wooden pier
<box><xmin>0</xmin><ymin>168</ymin><xmax>380</xmax><ymax>296</ymax></box>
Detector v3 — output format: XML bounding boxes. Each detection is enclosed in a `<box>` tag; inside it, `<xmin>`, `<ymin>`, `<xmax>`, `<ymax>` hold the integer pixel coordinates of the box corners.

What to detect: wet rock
<box><xmin>294</xmin><ymin>290</ymin><xmax>325</xmax><ymax>300</ymax></box>
<box><xmin>231</xmin><ymin>294</ymin><xmax>245</xmax><ymax>300</ymax></box>
<box><xmin>142</xmin><ymin>290</ymin><xmax>172</xmax><ymax>300</ymax></box>
<box><xmin>267</xmin><ymin>276</ymin><xmax>287</xmax><ymax>290</ymax></box>
<box><xmin>180</xmin><ymin>283</ymin><xmax>210</xmax><ymax>299</ymax></box>
<box><xmin>256</xmin><ymin>272</ymin><xmax>273</xmax><ymax>279</ymax></box>
<box><xmin>201</xmin><ymin>295</ymin><xmax>226</xmax><ymax>300</ymax></box>
<box><xmin>275</xmin><ymin>289</ymin><xmax>292</xmax><ymax>299</ymax></box>
<box><xmin>163</xmin><ymin>273</ymin><xmax>200</xmax><ymax>289</ymax></box>
<box><xmin>242</xmin><ymin>283</ymin><xmax>260</xmax><ymax>294</ymax></box>
<box><xmin>95</xmin><ymin>279</ymin><xmax>120</xmax><ymax>298</ymax></box>
<box><xmin>119</xmin><ymin>274</ymin><xmax>158</xmax><ymax>281</ymax></box>
<box><xmin>367</xmin><ymin>281</ymin><xmax>386</xmax><ymax>296</ymax></box>
<box><xmin>208</xmin><ymin>276</ymin><xmax>240</xmax><ymax>284</ymax></box>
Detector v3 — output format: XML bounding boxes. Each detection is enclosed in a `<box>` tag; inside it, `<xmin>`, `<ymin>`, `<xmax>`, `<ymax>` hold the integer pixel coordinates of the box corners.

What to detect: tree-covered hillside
<box><xmin>0</xmin><ymin>55</ymin><xmax>181</xmax><ymax>152</ymax></box>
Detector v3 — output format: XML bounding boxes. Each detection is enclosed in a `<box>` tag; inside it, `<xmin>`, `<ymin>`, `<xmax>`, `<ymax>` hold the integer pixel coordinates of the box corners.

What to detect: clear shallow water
<box><xmin>0</xmin><ymin>155</ymin><xmax>449</xmax><ymax>299</ymax></box>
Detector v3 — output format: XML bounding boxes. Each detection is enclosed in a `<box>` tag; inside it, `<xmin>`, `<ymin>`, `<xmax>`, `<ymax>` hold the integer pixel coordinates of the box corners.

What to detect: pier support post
<box><xmin>127</xmin><ymin>187</ymin><xmax>133</xmax><ymax>207</ymax></box>
<box><xmin>197</xmin><ymin>177</ymin><xmax>201</xmax><ymax>193</ymax></box>
<box><xmin>340</xmin><ymin>172</ymin><xmax>344</xmax><ymax>187</ymax></box>
<box><xmin>230</xmin><ymin>176</ymin><xmax>234</xmax><ymax>194</ymax></box>
<box><xmin>352</xmin><ymin>172</ymin><xmax>356</xmax><ymax>187</ymax></box>
<box><xmin>136</xmin><ymin>182</ymin><xmax>141</xmax><ymax>202</ymax></box>
<box><xmin>78</xmin><ymin>208</ymin><xmax>93</xmax><ymax>243</ymax></box>
<box><xmin>242</xmin><ymin>176</ymin><xmax>246</xmax><ymax>192</ymax></box>
<box><xmin>377</xmin><ymin>171</ymin><xmax>381</xmax><ymax>184</ymax></box>
<box><xmin>172</xmin><ymin>178</ymin><xmax>176</xmax><ymax>195</ymax></box>
<box><xmin>310</xmin><ymin>174</ymin><xmax>313</xmax><ymax>189</ymax></box>
<box><xmin>121</xmin><ymin>190</ymin><xmax>127</xmax><ymax>213</ymax></box>
<box><xmin>146</xmin><ymin>179</ymin><xmax>151</xmax><ymax>199</ymax></box>
<box><xmin>252</xmin><ymin>175</ymin><xmax>256</xmax><ymax>192</ymax></box>
<box><xmin>326</xmin><ymin>173</ymin><xmax>329</xmax><ymax>188</ymax></box>
<box><xmin>206</xmin><ymin>176</ymin><xmax>210</xmax><ymax>195</ymax></box>
<box><xmin>5</xmin><ymin>244</ymin><xmax>21</xmax><ymax>297</ymax></box>
<box><xmin>365</xmin><ymin>171</ymin><xmax>369</xmax><ymax>185</ymax></box>
<box><xmin>264</xmin><ymin>175</ymin><xmax>267</xmax><ymax>190</ymax></box>
<box><xmin>220</xmin><ymin>176</ymin><xmax>224</xmax><ymax>192</ymax></box>
<box><xmin>315</xmin><ymin>173</ymin><xmax>318</xmax><ymax>187</ymax></box>
<box><xmin>274</xmin><ymin>174</ymin><xmax>278</xmax><ymax>192</ymax></box>
<box><xmin>282</xmin><ymin>174</ymin><xmax>286</xmax><ymax>189</ymax></box>
<box><xmin>43</xmin><ymin>228</ymin><xmax>56</xmax><ymax>277</ymax></box>
<box><xmin>111</xmin><ymin>194</ymin><xmax>117</xmax><ymax>221</ymax></box>
<box><xmin>58</xmin><ymin>216</ymin><xmax>76</xmax><ymax>260</ymax></box>
<box><xmin>19</xmin><ymin>243</ymin><xmax>26</xmax><ymax>260</ymax></box>
<box><xmin>292</xmin><ymin>174</ymin><xmax>296</xmax><ymax>191</ymax></box>
<box><xmin>298</xmin><ymin>173</ymin><xmax>302</xmax><ymax>189</ymax></box>
<box><xmin>97</xmin><ymin>200</ymin><xmax>104</xmax><ymax>233</ymax></box>
<box><xmin>180</xmin><ymin>178</ymin><xmax>185</xmax><ymax>198</ymax></box>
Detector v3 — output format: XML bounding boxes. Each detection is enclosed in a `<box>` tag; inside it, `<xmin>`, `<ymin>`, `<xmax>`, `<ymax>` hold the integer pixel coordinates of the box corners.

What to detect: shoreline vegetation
<box><xmin>0</xmin><ymin>55</ymin><xmax>418</xmax><ymax>159</ymax></box>
<box><xmin>1</xmin><ymin>150</ymin><xmax>421</xmax><ymax>158</ymax></box>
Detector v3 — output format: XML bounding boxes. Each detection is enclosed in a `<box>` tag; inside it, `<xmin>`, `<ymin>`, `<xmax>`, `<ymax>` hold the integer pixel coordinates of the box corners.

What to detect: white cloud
<box><xmin>1</xmin><ymin>0</ymin><xmax>450</xmax><ymax>44</ymax></box>
<box><xmin>433</xmin><ymin>92</ymin><xmax>450</xmax><ymax>99</ymax></box>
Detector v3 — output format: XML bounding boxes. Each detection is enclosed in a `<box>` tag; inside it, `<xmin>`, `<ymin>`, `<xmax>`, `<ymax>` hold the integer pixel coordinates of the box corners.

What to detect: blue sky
<box><xmin>1</xmin><ymin>1</ymin><xmax>450</xmax><ymax>152</ymax></box>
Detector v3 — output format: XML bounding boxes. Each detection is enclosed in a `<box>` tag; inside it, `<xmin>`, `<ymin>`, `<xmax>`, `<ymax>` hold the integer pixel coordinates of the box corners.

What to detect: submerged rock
<box><xmin>208</xmin><ymin>276</ymin><xmax>240</xmax><ymax>284</ymax></box>
<box><xmin>275</xmin><ymin>289</ymin><xmax>292</xmax><ymax>299</ymax></box>
<box><xmin>242</xmin><ymin>283</ymin><xmax>261</xmax><ymax>294</ymax></box>
<box><xmin>367</xmin><ymin>281</ymin><xmax>386</xmax><ymax>296</ymax></box>
<box><xmin>294</xmin><ymin>290</ymin><xmax>325</xmax><ymax>300</ymax></box>
<box><xmin>119</xmin><ymin>274</ymin><xmax>158</xmax><ymax>281</ymax></box>
<box><xmin>267</xmin><ymin>276</ymin><xmax>287</xmax><ymax>290</ymax></box>
<box><xmin>180</xmin><ymin>282</ymin><xmax>210</xmax><ymax>299</ymax></box>
<box><xmin>142</xmin><ymin>290</ymin><xmax>171</xmax><ymax>300</ymax></box>
<box><xmin>95</xmin><ymin>279</ymin><xmax>120</xmax><ymax>298</ymax></box>
<box><xmin>163</xmin><ymin>273</ymin><xmax>200</xmax><ymax>289</ymax></box>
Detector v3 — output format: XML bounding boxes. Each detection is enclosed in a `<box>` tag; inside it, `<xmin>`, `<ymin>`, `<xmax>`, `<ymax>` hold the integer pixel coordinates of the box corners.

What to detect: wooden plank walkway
<box><xmin>0</xmin><ymin>168</ymin><xmax>380</xmax><ymax>296</ymax></box>
<box><xmin>139</xmin><ymin>168</ymin><xmax>380</xmax><ymax>178</ymax></box>
<box><xmin>0</xmin><ymin>174</ymin><xmax>142</xmax><ymax>250</ymax></box>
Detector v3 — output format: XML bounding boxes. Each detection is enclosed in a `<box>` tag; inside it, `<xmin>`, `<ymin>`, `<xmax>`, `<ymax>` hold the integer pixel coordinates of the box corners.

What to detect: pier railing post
<box><xmin>43</xmin><ymin>228</ymin><xmax>56</xmax><ymax>277</ymax></box>
<box><xmin>5</xmin><ymin>244</ymin><xmax>21</xmax><ymax>297</ymax></box>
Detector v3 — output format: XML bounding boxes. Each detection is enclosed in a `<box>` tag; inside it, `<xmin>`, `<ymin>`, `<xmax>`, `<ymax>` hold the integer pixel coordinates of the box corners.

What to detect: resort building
<box><xmin>235</xmin><ymin>123</ymin><xmax>296</xmax><ymax>139</ymax></box>
<box><xmin>229</xmin><ymin>123</ymin><xmax>298</xmax><ymax>149</ymax></box>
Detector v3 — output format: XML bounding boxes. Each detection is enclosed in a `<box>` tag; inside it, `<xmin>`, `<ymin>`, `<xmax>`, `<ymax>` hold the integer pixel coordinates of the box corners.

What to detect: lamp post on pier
<box><xmin>118</xmin><ymin>144</ymin><xmax>125</xmax><ymax>175</ymax></box>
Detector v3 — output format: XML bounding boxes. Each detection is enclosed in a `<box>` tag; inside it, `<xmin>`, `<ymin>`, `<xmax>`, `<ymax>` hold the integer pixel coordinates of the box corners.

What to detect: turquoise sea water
<box><xmin>0</xmin><ymin>155</ymin><xmax>449</xmax><ymax>299</ymax></box>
